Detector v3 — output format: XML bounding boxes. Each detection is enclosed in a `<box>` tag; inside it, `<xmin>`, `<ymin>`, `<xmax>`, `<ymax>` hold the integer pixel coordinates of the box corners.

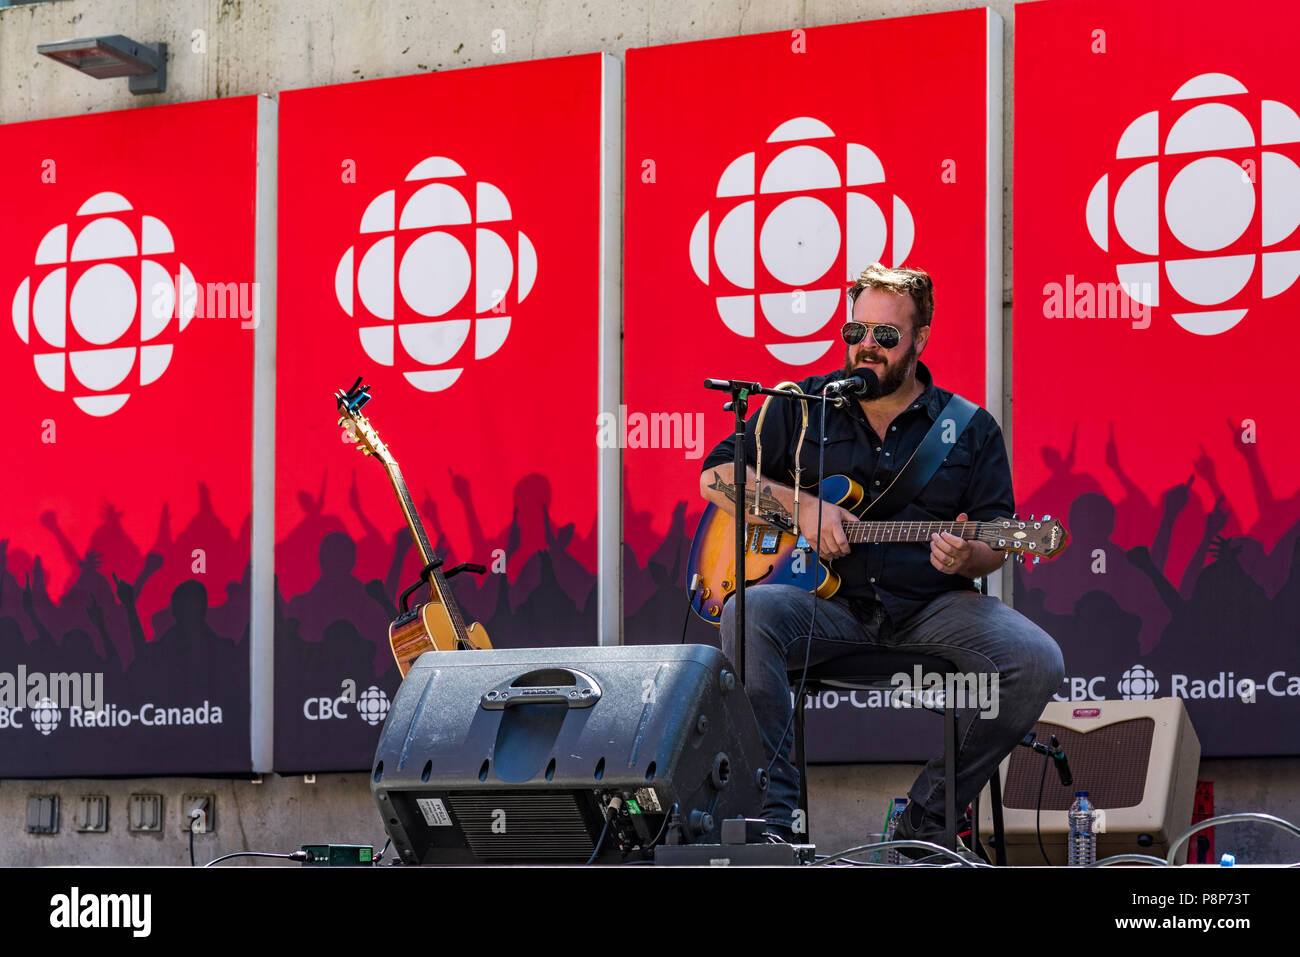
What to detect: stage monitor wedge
<box><xmin>372</xmin><ymin>645</ymin><xmax>768</xmax><ymax>865</ymax></box>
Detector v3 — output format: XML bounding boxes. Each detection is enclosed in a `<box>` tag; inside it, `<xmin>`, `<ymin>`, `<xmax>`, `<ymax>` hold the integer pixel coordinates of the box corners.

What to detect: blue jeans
<box><xmin>719</xmin><ymin>585</ymin><xmax>1065</xmax><ymax>830</ymax></box>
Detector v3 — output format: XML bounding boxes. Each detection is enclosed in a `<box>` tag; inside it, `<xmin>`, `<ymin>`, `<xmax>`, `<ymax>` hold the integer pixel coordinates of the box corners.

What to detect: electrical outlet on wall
<box><xmin>76</xmin><ymin>794</ymin><xmax>109</xmax><ymax>832</ymax></box>
<box><xmin>128</xmin><ymin>793</ymin><xmax>163</xmax><ymax>832</ymax></box>
<box><xmin>182</xmin><ymin>793</ymin><xmax>215</xmax><ymax>834</ymax></box>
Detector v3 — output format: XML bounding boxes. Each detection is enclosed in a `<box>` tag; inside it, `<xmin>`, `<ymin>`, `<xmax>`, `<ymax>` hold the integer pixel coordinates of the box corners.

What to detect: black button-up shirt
<box><xmin>699</xmin><ymin>362</ymin><xmax>1015</xmax><ymax>626</ymax></box>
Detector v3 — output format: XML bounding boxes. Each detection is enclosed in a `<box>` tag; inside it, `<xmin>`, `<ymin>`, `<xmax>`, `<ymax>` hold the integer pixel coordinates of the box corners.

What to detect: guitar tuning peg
<box><xmin>1032</xmin><ymin>556</ymin><xmax>1041</xmax><ymax>565</ymax></box>
<box><xmin>336</xmin><ymin>417</ymin><xmax>344</xmax><ymax>427</ymax></box>
<box><xmin>1043</xmin><ymin>514</ymin><xmax>1051</xmax><ymax>521</ymax></box>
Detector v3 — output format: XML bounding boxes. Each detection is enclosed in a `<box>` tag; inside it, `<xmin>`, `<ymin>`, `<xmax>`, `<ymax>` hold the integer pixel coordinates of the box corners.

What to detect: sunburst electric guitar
<box><xmin>335</xmin><ymin>378</ymin><xmax>491</xmax><ymax>676</ymax></box>
<box><xmin>687</xmin><ymin>472</ymin><xmax>1069</xmax><ymax>624</ymax></box>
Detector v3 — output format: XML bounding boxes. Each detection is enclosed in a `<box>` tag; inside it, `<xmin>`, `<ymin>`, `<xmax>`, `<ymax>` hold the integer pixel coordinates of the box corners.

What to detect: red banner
<box><xmin>276</xmin><ymin>55</ymin><xmax>613</xmax><ymax>770</ymax></box>
<box><xmin>624</xmin><ymin>11</ymin><xmax>1001</xmax><ymax>758</ymax></box>
<box><xmin>1015</xmin><ymin>0</ymin><xmax>1300</xmax><ymax>754</ymax></box>
<box><xmin>0</xmin><ymin>98</ymin><xmax>261</xmax><ymax>774</ymax></box>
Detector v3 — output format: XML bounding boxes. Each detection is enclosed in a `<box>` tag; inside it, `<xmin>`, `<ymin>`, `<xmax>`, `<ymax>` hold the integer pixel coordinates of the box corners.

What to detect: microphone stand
<box><xmin>703</xmin><ymin>378</ymin><xmax>843</xmax><ymax>687</ymax></box>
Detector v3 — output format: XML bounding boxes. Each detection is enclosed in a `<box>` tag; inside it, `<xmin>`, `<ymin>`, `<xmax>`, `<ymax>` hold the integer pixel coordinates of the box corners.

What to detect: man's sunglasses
<box><xmin>840</xmin><ymin>321</ymin><xmax>902</xmax><ymax>350</ymax></box>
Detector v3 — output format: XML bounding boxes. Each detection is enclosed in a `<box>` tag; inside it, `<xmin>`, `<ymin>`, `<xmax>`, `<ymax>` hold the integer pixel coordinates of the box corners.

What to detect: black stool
<box><xmin>790</xmin><ymin>648</ymin><xmax>1007</xmax><ymax>862</ymax></box>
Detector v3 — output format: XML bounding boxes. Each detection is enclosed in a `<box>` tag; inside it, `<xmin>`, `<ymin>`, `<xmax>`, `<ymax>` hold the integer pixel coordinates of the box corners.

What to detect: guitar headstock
<box><xmin>335</xmin><ymin>376</ymin><xmax>394</xmax><ymax>465</ymax></box>
<box><xmin>976</xmin><ymin>515</ymin><xmax>1069</xmax><ymax>563</ymax></box>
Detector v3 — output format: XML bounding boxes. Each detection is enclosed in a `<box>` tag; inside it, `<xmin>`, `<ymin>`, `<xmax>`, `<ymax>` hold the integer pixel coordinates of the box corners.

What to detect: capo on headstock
<box><xmin>338</xmin><ymin>375</ymin><xmax>373</xmax><ymax>416</ymax></box>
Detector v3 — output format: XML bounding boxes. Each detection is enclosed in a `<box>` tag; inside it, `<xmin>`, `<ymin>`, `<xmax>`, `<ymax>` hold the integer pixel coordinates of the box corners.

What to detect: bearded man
<box><xmin>698</xmin><ymin>263</ymin><xmax>1064</xmax><ymax>854</ymax></box>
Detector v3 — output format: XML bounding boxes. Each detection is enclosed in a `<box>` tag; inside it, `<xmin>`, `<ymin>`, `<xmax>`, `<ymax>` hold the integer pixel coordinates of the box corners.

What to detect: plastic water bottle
<box><xmin>1067</xmin><ymin>791</ymin><xmax>1097</xmax><ymax>866</ymax></box>
<box><xmin>885</xmin><ymin>797</ymin><xmax>909</xmax><ymax>865</ymax></box>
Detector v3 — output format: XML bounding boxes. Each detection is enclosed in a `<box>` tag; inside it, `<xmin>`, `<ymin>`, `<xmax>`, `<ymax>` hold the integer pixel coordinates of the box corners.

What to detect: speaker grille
<box><xmin>446</xmin><ymin>793</ymin><xmax>598</xmax><ymax>860</ymax></box>
<box><xmin>1003</xmin><ymin>717</ymin><xmax>1155</xmax><ymax>811</ymax></box>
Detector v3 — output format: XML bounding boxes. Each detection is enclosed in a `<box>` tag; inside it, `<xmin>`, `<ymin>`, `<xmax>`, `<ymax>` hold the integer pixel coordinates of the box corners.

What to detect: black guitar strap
<box><xmin>858</xmin><ymin>393</ymin><xmax>980</xmax><ymax>519</ymax></box>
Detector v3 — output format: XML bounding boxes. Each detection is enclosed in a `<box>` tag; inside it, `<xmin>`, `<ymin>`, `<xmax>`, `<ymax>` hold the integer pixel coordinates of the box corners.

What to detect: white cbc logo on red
<box><xmin>334</xmin><ymin>157</ymin><xmax>537</xmax><ymax>394</ymax></box>
<box><xmin>1086</xmin><ymin>73</ymin><xmax>1300</xmax><ymax>335</ymax></box>
<box><xmin>689</xmin><ymin>117</ymin><xmax>916</xmax><ymax>367</ymax></box>
<box><xmin>10</xmin><ymin>192</ymin><xmax>197</xmax><ymax>416</ymax></box>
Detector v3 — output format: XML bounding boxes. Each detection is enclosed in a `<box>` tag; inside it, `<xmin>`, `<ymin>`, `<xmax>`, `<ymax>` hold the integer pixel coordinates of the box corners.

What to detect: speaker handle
<box><xmin>480</xmin><ymin>668</ymin><xmax>603</xmax><ymax>710</ymax></box>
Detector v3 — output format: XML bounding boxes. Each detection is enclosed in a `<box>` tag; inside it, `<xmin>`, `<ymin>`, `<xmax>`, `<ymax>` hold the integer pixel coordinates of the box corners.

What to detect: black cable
<box><xmin>205</xmin><ymin>850</ymin><xmax>311</xmax><ymax>867</ymax></box>
<box><xmin>586</xmin><ymin>814</ymin><xmax>612</xmax><ymax>866</ymax></box>
<box><xmin>188</xmin><ymin>814</ymin><xmax>198</xmax><ymax>866</ymax></box>
<box><xmin>645</xmin><ymin>803</ymin><xmax>676</xmax><ymax>852</ymax></box>
<box><xmin>765</xmin><ymin>391</ymin><xmax>830</xmax><ymax>798</ymax></box>
<box><xmin>1037</xmin><ymin>752</ymin><xmax>1051</xmax><ymax>866</ymax></box>
<box><xmin>374</xmin><ymin>837</ymin><xmax>391</xmax><ymax>864</ymax></box>
<box><xmin>586</xmin><ymin>795</ymin><xmax>629</xmax><ymax>865</ymax></box>
<box><xmin>680</xmin><ymin>580</ymin><xmax>700</xmax><ymax>644</ymax></box>
<box><xmin>814</xmin><ymin>840</ymin><xmax>986</xmax><ymax>868</ymax></box>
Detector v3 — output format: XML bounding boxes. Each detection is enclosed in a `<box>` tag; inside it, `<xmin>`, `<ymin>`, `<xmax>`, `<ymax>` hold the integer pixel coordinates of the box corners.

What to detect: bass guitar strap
<box><xmin>857</xmin><ymin>393</ymin><xmax>979</xmax><ymax>519</ymax></box>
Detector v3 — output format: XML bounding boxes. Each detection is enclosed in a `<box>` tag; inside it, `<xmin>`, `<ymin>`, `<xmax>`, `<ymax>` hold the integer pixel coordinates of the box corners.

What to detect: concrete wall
<box><xmin>1</xmin><ymin>0</ymin><xmax>1296</xmax><ymax>866</ymax></box>
<box><xmin>6</xmin><ymin>758</ymin><xmax>1298</xmax><ymax>865</ymax></box>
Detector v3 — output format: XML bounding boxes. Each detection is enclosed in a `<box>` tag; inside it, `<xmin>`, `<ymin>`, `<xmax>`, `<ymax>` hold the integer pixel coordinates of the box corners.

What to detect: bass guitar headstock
<box><xmin>335</xmin><ymin>376</ymin><xmax>394</xmax><ymax>465</ymax></box>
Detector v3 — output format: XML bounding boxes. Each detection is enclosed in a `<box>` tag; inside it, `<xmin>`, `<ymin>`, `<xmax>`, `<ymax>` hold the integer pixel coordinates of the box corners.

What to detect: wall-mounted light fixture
<box><xmin>37</xmin><ymin>35</ymin><xmax>166</xmax><ymax>94</ymax></box>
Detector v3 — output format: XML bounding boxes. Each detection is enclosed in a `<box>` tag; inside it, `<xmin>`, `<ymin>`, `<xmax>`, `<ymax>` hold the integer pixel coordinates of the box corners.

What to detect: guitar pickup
<box><xmin>759</xmin><ymin>528</ymin><xmax>782</xmax><ymax>554</ymax></box>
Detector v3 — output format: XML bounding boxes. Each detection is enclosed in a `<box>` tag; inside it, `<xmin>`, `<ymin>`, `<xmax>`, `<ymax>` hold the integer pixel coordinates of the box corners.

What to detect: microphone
<box><xmin>703</xmin><ymin>377</ymin><xmax>763</xmax><ymax>393</ymax></box>
<box><xmin>1049</xmin><ymin>735</ymin><xmax>1073</xmax><ymax>788</ymax></box>
<box><xmin>824</xmin><ymin>369</ymin><xmax>879</xmax><ymax>400</ymax></box>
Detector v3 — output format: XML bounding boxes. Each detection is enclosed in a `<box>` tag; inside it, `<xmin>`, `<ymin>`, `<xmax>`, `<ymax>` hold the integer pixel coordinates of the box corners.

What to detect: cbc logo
<box><xmin>11</xmin><ymin>191</ymin><xmax>197</xmax><ymax>416</ymax></box>
<box><xmin>334</xmin><ymin>156</ymin><xmax>537</xmax><ymax>394</ymax></box>
<box><xmin>0</xmin><ymin>698</ymin><xmax>60</xmax><ymax>733</ymax></box>
<box><xmin>302</xmin><ymin>685</ymin><xmax>390</xmax><ymax>725</ymax></box>
<box><xmin>1054</xmin><ymin>676</ymin><xmax>1107</xmax><ymax>702</ymax></box>
<box><xmin>1117</xmin><ymin>664</ymin><xmax>1160</xmax><ymax>701</ymax></box>
<box><xmin>690</xmin><ymin>116</ymin><xmax>915</xmax><ymax>366</ymax></box>
<box><xmin>1087</xmin><ymin>73</ymin><xmax>1300</xmax><ymax>335</ymax></box>
<box><xmin>303</xmin><ymin>694</ymin><xmax>351</xmax><ymax>721</ymax></box>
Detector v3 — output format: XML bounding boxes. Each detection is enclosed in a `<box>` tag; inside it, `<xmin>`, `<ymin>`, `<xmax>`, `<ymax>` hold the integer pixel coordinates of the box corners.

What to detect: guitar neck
<box><xmin>387</xmin><ymin>461</ymin><xmax>435</xmax><ymax>564</ymax></box>
<box><xmin>708</xmin><ymin>475</ymin><xmax>982</xmax><ymax>544</ymax></box>
<box><xmin>385</xmin><ymin>460</ymin><xmax>471</xmax><ymax>643</ymax></box>
<box><xmin>842</xmin><ymin>520</ymin><xmax>979</xmax><ymax>544</ymax></box>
